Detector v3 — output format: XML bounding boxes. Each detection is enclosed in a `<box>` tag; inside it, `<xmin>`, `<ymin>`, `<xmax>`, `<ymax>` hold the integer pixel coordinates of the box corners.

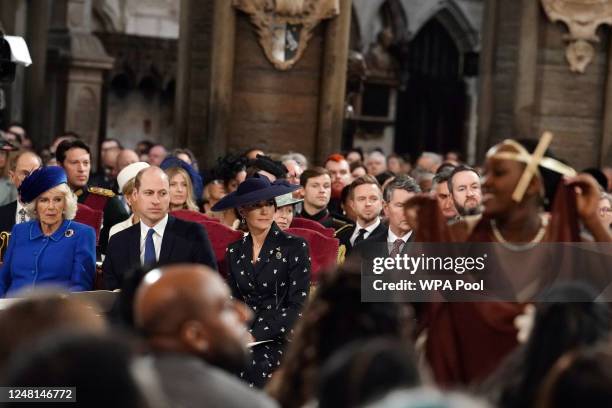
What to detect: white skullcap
<box><xmin>117</xmin><ymin>162</ymin><xmax>150</xmax><ymax>193</ymax></box>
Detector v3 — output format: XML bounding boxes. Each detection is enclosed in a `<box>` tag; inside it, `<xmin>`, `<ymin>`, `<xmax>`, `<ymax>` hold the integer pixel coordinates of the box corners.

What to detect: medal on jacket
<box><xmin>65</xmin><ymin>229</ymin><xmax>74</xmax><ymax>238</ymax></box>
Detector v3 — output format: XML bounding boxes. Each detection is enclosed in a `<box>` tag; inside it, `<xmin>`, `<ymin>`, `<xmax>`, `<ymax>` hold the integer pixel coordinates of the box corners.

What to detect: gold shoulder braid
<box><xmin>337</xmin><ymin>244</ymin><xmax>346</xmax><ymax>265</ymax></box>
<box><xmin>334</xmin><ymin>224</ymin><xmax>354</xmax><ymax>237</ymax></box>
<box><xmin>88</xmin><ymin>187</ymin><xmax>116</xmax><ymax>198</ymax></box>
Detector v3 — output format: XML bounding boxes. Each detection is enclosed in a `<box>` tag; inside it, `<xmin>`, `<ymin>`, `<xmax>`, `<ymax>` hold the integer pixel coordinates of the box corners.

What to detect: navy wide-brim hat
<box><xmin>211</xmin><ymin>175</ymin><xmax>300</xmax><ymax>211</ymax></box>
<box><xmin>160</xmin><ymin>156</ymin><xmax>203</xmax><ymax>200</ymax></box>
<box><xmin>18</xmin><ymin>166</ymin><xmax>68</xmax><ymax>204</ymax></box>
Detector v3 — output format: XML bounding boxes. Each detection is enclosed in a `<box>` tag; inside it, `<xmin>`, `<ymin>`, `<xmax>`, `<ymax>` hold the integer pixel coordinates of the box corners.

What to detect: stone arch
<box><xmin>404</xmin><ymin>0</ymin><xmax>479</xmax><ymax>53</ymax></box>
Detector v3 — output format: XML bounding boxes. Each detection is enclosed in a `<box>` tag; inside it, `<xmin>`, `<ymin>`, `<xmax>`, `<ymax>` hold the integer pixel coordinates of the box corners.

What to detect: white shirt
<box><xmin>387</xmin><ymin>229</ymin><xmax>412</xmax><ymax>254</ymax></box>
<box><xmin>15</xmin><ymin>200</ymin><xmax>30</xmax><ymax>224</ymax></box>
<box><xmin>139</xmin><ymin>214</ymin><xmax>168</xmax><ymax>265</ymax></box>
<box><xmin>350</xmin><ymin>217</ymin><xmax>381</xmax><ymax>246</ymax></box>
<box><xmin>109</xmin><ymin>214</ymin><xmax>137</xmax><ymax>241</ymax></box>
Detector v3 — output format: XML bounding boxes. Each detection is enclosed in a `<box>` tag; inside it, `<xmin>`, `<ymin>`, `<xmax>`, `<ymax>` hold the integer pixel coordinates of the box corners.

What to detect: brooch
<box><xmin>276</xmin><ymin>251</ymin><xmax>282</xmax><ymax>260</ymax></box>
<box><xmin>65</xmin><ymin>229</ymin><xmax>74</xmax><ymax>238</ymax></box>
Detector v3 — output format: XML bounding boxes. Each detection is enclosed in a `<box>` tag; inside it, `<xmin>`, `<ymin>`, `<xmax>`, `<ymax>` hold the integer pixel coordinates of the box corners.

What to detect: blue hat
<box><xmin>160</xmin><ymin>156</ymin><xmax>203</xmax><ymax>201</ymax></box>
<box><xmin>18</xmin><ymin>166</ymin><xmax>67</xmax><ymax>204</ymax></box>
<box><xmin>211</xmin><ymin>174</ymin><xmax>300</xmax><ymax>211</ymax></box>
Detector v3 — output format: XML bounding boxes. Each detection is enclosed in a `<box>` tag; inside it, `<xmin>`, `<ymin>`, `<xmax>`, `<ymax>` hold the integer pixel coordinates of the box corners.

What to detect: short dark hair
<box><xmin>349</xmin><ymin>175</ymin><xmax>381</xmax><ymax>199</ymax></box>
<box><xmin>432</xmin><ymin>166</ymin><xmax>455</xmax><ymax>189</ymax></box>
<box><xmin>300</xmin><ymin>167</ymin><xmax>331</xmax><ymax>187</ymax></box>
<box><xmin>383</xmin><ymin>175</ymin><xmax>421</xmax><ymax>202</ymax></box>
<box><xmin>448</xmin><ymin>164</ymin><xmax>480</xmax><ymax>193</ymax></box>
<box><xmin>101</xmin><ymin>138</ymin><xmax>123</xmax><ymax>149</ymax></box>
<box><xmin>56</xmin><ymin>140</ymin><xmax>91</xmax><ymax>164</ymax></box>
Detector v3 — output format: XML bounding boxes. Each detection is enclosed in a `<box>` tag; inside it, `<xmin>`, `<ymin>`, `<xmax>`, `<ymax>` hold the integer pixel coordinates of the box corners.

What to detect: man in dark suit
<box><xmin>336</xmin><ymin>175</ymin><xmax>387</xmax><ymax>256</ymax></box>
<box><xmin>353</xmin><ymin>175</ymin><xmax>421</xmax><ymax>260</ymax></box>
<box><xmin>103</xmin><ymin>166</ymin><xmax>216</xmax><ymax>290</ymax></box>
<box><xmin>0</xmin><ymin>150</ymin><xmax>41</xmax><ymax>235</ymax></box>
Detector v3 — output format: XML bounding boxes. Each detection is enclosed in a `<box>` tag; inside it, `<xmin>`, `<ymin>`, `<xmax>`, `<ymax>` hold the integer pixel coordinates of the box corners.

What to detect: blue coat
<box><xmin>0</xmin><ymin>219</ymin><xmax>96</xmax><ymax>297</ymax></box>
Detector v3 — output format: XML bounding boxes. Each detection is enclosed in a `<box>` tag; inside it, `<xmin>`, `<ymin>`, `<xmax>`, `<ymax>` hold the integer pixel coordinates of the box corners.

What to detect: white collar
<box><xmin>388</xmin><ymin>228</ymin><xmax>412</xmax><ymax>243</ymax></box>
<box><xmin>356</xmin><ymin>217</ymin><xmax>381</xmax><ymax>233</ymax></box>
<box><xmin>140</xmin><ymin>214</ymin><xmax>169</xmax><ymax>237</ymax></box>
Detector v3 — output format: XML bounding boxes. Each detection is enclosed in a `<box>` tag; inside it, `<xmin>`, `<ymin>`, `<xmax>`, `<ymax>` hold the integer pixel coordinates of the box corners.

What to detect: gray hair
<box><xmin>602</xmin><ymin>192</ymin><xmax>612</xmax><ymax>207</ymax></box>
<box><xmin>383</xmin><ymin>175</ymin><xmax>421</xmax><ymax>202</ymax></box>
<box><xmin>419</xmin><ymin>152</ymin><xmax>443</xmax><ymax>166</ymax></box>
<box><xmin>280</xmin><ymin>153</ymin><xmax>308</xmax><ymax>171</ymax></box>
<box><xmin>432</xmin><ymin>167</ymin><xmax>455</xmax><ymax>190</ymax></box>
<box><xmin>25</xmin><ymin>183</ymin><xmax>78</xmax><ymax>220</ymax></box>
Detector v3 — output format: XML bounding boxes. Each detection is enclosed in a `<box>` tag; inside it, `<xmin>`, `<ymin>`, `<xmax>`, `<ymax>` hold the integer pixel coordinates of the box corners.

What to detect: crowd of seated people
<box><xmin>0</xmin><ymin>124</ymin><xmax>611</xmax><ymax>406</ymax></box>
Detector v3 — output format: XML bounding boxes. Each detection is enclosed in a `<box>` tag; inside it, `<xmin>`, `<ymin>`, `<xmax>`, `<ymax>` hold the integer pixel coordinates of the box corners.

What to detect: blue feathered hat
<box><xmin>18</xmin><ymin>166</ymin><xmax>67</xmax><ymax>204</ymax></box>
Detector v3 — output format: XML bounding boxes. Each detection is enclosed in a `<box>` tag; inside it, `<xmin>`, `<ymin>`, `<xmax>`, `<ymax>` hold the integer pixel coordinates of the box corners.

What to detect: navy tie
<box><xmin>143</xmin><ymin>228</ymin><xmax>156</xmax><ymax>265</ymax></box>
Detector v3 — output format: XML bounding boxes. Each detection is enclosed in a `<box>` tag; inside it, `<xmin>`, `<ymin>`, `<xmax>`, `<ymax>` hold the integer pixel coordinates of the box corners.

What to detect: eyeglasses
<box><xmin>600</xmin><ymin>207</ymin><xmax>612</xmax><ymax>217</ymax></box>
<box><xmin>243</xmin><ymin>200</ymin><xmax>275</xmax><ymax>211</ymax></box>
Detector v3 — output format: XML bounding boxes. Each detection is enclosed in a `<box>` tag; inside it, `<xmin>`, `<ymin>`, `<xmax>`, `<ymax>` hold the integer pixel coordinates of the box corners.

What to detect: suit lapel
<box><xmin>159</xmin><ymin>216</ymin><xmax>176</xmax><ymax>264</ymax></box>
<box><xmin>128</xmin><ymin>223</ymin><xmax>141</xmax><ymax>266</ymax></box>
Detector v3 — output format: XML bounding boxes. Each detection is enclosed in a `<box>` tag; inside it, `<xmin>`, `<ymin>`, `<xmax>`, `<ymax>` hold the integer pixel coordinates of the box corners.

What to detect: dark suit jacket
<box><xmin>102</xmin><ymin>215</ymin><xmax>217</xmax><ymax>290</ymax></box>
<box><xmin>0</xmin><ymin>201</ymin><xmax>16</xmax><ymax>234</ymax></box>
<box><xmin>352</xmin><ymin>228</ymin><xmax>415</xmax><ymax>261</ymax></box>
<box><xmin>336</xmin><ymin>220</ymin><xmax>387</xmax><ymax>256</ymax></box>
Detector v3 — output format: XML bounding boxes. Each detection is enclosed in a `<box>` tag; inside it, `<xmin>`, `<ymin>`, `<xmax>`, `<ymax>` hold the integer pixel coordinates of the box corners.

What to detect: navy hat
<box><xmin>18</xmin><ymin>166</ymin><xmax>68</xmax><ymax>204</ymax></box>
<box><xmin>211</xmin><ymin>174</ymin><xmax>300</xmax><ymax>211</ymax></box>
<box><xmin>160</xmin><ymin>156</ymin><xmax>203</xmax><ymax>201</ymax></box>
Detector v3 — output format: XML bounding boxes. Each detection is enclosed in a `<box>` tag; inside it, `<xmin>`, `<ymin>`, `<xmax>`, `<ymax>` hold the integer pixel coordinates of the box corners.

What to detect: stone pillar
<box><xmin>46</xmin><ymin>0</ymin><xmax>113</xmax><ymax>161</ymax></box>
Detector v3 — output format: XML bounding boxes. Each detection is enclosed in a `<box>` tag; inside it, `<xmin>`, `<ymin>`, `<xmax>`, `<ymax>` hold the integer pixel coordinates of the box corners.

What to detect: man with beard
<box><xmin>336</xmin><ymin>175</ymin><xmax>386</xmax><ymax>255</ymax></box>
<box><xmin>448</xmin><ymin>165</ymin><xmax>482</xmax><ymax>217</ymax></box>
<box><xmin>296</xmin><ymin>167</ymin><xmax>350</xmax><ymax>231</ymax></box>
<box><xmin>325</xmin><ymin>154</ymin><xmax>353</xmax><ymax>216</ymax></box>
<box><xmin>134</xmin><ymin>264</ymin><xmax>277</xmax><ymax>407</ymax></box>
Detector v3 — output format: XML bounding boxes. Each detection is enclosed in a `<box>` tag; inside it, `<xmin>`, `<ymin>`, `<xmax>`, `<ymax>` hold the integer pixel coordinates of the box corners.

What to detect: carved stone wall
<box><xmin>479</xmin><ymin>0</ymin><xmax>610</xmax><ymax>168</ymax></box>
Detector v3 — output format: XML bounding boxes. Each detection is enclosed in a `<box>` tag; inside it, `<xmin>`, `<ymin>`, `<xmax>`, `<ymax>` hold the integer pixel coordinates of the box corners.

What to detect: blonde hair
<box><xmin>165</xmin><ymin>167</ymin><xmax>199</xmax><ymax>211</ymax></box>
<box><xmin>25</xmin><ymin>183</ymin><xmax>78</xmax><ymax>220</ymax></box>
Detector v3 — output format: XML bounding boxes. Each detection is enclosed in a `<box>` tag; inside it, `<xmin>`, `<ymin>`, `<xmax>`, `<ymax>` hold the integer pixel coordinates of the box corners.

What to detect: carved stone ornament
<box><xmin>541</xmin><ymin>0</ymin><xmax>612</xmax><ymax>73</ymax></box>
<box><xmin>233</xmin><ymin>0</ymin><xmax>340</xmax><ymax>70</ymax></box>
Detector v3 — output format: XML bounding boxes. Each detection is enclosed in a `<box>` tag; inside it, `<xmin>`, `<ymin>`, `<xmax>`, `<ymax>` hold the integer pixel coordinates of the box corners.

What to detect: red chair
<box><xmin>75</xmin><ymin>203</ymin><xmax>103</xmax><ymax>244</ymax></box>
<box><xmin>286</xmin><ymin>227</ymin><xmax>339</xmax><ymax>282</ymax></box>
<box><xmin>170</xmin><ymin>209</ymin><xmax>220</xmax><ymax>223</ymax></box>
<box><xmin>290</xmin><ymin>217</ymin><xmax>335</xmax><ymax>238</ymax></box>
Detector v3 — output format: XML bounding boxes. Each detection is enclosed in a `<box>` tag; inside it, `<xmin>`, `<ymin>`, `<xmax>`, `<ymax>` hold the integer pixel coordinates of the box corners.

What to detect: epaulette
<box><xmin>88</xmin><ymin>186</ymin><xmax>115</xmax><ymax>198</ymax></box>
<box><xmin>334</xmin><ymin>223</ymin><xmax>354</xmax><ymax>237</ymax></box>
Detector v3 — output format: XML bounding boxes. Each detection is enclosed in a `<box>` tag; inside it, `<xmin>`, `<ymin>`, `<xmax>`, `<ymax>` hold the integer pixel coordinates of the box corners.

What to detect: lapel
<box><xmin>159</xmin><ymin>215</ymin><xmax>176</xmax><ymax>264</ymax></box>
<box><xmin>127</xmin><ymin>223</ymin><xmax>141</xmax><ymax>267</ymax></box>
<box><xmin>253</xmin><ymin>222</ymin><xmax>284</xmax><ymax>274</ymax></box>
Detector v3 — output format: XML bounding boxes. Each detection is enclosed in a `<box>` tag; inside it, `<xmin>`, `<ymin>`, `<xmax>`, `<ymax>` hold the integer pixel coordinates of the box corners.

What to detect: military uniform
<box><xmin>296</xmin><ymin>208</ymin><xmax>351</xmax><ymax>231</ymax></box>
<box><xmin>75</xmin><ymin>186</ymin><xmax>129</xmax><ymax>254</ymax></box>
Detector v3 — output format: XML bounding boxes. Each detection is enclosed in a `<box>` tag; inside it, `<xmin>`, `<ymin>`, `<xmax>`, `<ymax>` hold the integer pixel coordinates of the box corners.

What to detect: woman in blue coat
<box><xmin>0</xmin><ymin>166</ymin><xmax>96</xmax><ymax>297</ymax></box>
<box><xmin>212</xmin><ymin>175</ymin><xmax>311</xmax><ymax>388</ymax></box>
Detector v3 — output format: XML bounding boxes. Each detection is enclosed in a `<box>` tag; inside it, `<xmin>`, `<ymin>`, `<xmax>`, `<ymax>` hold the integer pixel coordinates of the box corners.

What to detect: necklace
<box><xmin>490</xmin><ymin>215</ymin><xmax>548</xmax><ymax>251</ymax></box>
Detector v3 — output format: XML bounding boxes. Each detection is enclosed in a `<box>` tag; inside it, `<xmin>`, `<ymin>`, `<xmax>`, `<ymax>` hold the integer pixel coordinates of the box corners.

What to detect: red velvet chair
<box><xmin>290</xmin><ymin>217</ymin><xmax>335</xmax><ymax>238</ymax></box>
<box><xmin>170</xmin><ymin>209</ymin><xmax>221</xmax><ymax>223</ymax></box>
<box><xmin>170</xmin><ymin>210</ymin><xmax>241</xmax><ymax>276</ymax></box>
<box><xmin>286</xmin><ymin>227</ymin><xmax>339</xmax><ymax>282</ymax></box>
<box><xmin>75</xmin><ymin>203</ymin><xmax>103</xmax><ymax>244</ymax></box>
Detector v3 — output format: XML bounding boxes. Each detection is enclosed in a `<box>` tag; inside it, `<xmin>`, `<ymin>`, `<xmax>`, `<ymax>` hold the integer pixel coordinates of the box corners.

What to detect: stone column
<box><xmin>46</xmin><ymin>0</ymin><xmax>113</xmax><ymax>161</ymax></box>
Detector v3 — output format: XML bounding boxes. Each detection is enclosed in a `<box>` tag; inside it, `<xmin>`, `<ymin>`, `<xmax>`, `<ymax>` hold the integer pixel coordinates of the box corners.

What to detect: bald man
<box><xmin>134</xmin><ymin>264</ymin><xmax>277</xmax><ymax>408</ymax></box>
